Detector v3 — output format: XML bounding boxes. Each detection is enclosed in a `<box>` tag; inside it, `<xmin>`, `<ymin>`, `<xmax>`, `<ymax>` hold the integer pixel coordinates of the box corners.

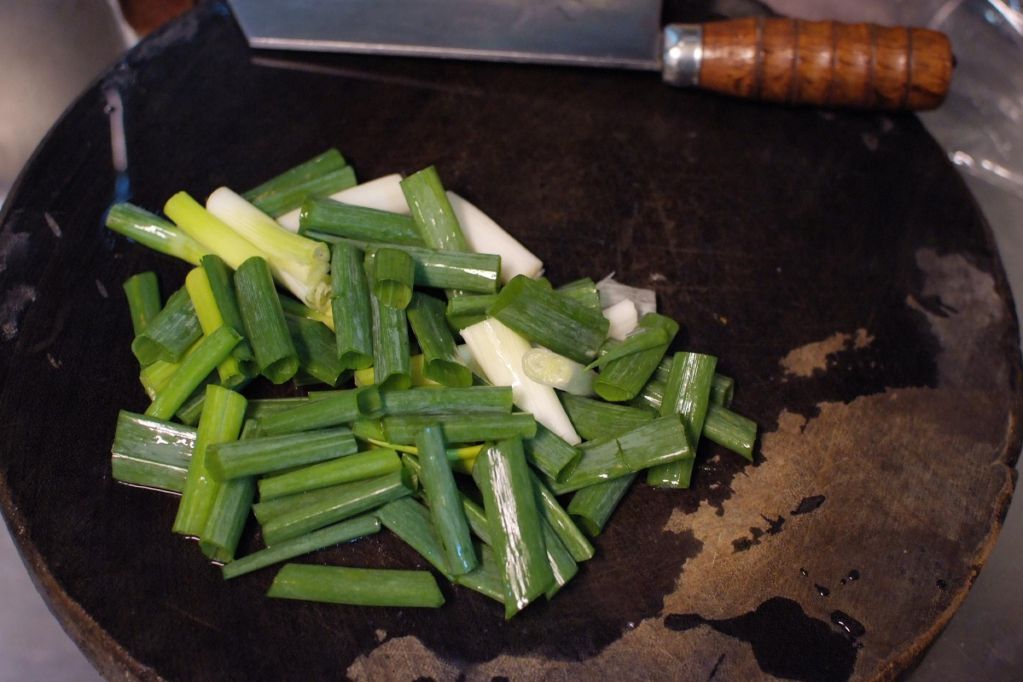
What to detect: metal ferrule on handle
<box><xmin>662</xmin><ymin>24</ymin><xmax>703</xmax><ymax>87</ymax></box>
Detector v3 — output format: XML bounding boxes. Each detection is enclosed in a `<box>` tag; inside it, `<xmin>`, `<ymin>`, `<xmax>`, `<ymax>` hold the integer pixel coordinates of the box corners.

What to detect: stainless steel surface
<box><xmin>661</xmin><ymin>23</ymin><xmax>702</xmax><ymax>86</ymax></box>
<box><xmin>229</xmin><ymin>0</ymin><xmax>663</xmax><ymax>70</ymax></box>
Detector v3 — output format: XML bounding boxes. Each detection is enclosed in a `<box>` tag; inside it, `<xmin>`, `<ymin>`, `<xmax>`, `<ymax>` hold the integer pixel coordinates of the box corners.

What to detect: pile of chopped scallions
<box><xmin>107</xmin><ymin>149</ymin><xmax>757</xmax><ymax>615</ymax></box>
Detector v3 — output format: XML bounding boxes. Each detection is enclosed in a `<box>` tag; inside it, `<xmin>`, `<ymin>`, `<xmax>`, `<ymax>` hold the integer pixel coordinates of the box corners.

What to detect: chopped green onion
<box><xmin>703</xmin><ymin>404</ymin><xmax>757</xmax><ymax>461</ymax></box>
<box><xmin>131</xmin><ymin>287</ymin><xmax>203</xmax><ymax>366</ymax></box>
<box><xmin>279</xmin><ymin>294</ymin><xmax>334</xmax><ymax>329</ymax></box>
<box><xmin>139</xmin><ymin>357</ymin><xmax>183</xmax><ymax>400</ymax></box>
<box><xmin>243</xmin><ymin>149</ymin><xmax>347</xmax><ymax>211</ymax></box>
<box><xmin>185</xmin><ymin>267</ymin><xmax>249</xmax><ymax>389</ymax></box>
<box><xmin>110</xmin><ymin>411</ymin><xmax>195</xmax><ymax>494</ymax></box>
<box><xmin>223</xmin><ymin>514</ymin><xmax>380</xmax><ymax>579</ymax></box>
<box><xmin>446</xmin><ymin>191</ymin><xmax>542</xmax><ymax>283</ymax></box>
<box><xmin>106</xmin><ymin>203</ymin><xmax>206</xmax><ymax>266</ymax></box>
<box><xmin>530</xmin><ymin>471</ymin><xmax>595</xmax><ymax>562</ymax></box>
<box><xmin>445</xmin><ymin>294</ymin><xmax>498</xmax><ymax>330</ymax></box>
<box><xmin>593</xmin><ymin>313</ymin><xmax>678</xmax><ymax>402</ymax></box>
<box><xmin>372</xmin><ymin>248</ymin><xmax>415</xmax><ymax>309</ymax></box>
<box><xmin>144</xmin><ymin>326</ymin><xmax>241</xmax><ymax>420</ymax></box>
<box><xmin>374</xmin><ymin>498</ymin><xmax>452</xmax><ymax>577</ymax></box>
<box><xmin>567</xmin><ymin>475</ymin><xmax>637</xmax><ymax>537</ymax></box>
<box><xmin>557</xmin><ymin>277</ymin><xmax>601</xmax><ymax>312</ymax></box>
<box><xmin>300</xmin><ymin>199</ymin><xmax>423</xmax><ymax>245</ymax></box>
<box><xmin>522</xmin><ymin>424</ymin><xmax>581</xmax><ymax>482</ymax></box>
<box><xmin>207</xmin><ymin>427</ymin><xmax>358</xmax><ymax>480</ymax></box>
<box><xmin>560</xmin><ymin>393</ymin><xmax>657</xmax><ymax>441</ymax></box>
<box><xmin>278</xmin><ymin>174</ymin><xmax>409</xmax><ymax>231</ymax></box>
<box><xmin>123</xmin><ymin>272</ymin><xmax>161</xmax><ymax>336</ymax></box>
<box><xmin>329</xmin><ymin>241</ymin><xmax>373</xmax><ymax>370</ymax></box>
<box><xmin>258</xmin><ymin>448</ymin><xmax>401</xmax><ymax>500</ymax></box>
<box><xmin>380</xmin><ymin>413</ymin><xmax>536</xmax><ymax>445</ymax></box>
<box><xmin>400</xmin><ymin>166</ymin><xmax>469</xmax><ymax>252</ymax></box>
<box><xmin>473</xmin><ymin>439</ymin><xmax>554</xmax><ymax>618</ymax></box>
<box><xmin>586</xmin><ymin>326</ymin><xmax>670</xmax><ymax>371</ymax></box>
<box><xmin>369</xmin><ymin>274</ymin><xmax>411</xmax><ymax>390</ymax></box>
<box><xmin>199</xmin><ymin>419</ymin><xmax>260</xmax><ymax>562</ymax></box>
<box><xmin>460</xmin><ymin>318</ymin><xmax>580</xmax><ymax>444</ymax></box>
<box><xmin>648</xmin><ymin>351</ymin><xmax>717</xmax><ymax>488</ymax></box>
<box><xmin>257</xmin><ymin>386</ymin><xmax>382</xmax><ymax>436</ymax></box>
<box><xmin>172</xmin><ymin>385</ymin><xmax>247</xmax><ymax>538</ymax></box>
<box><xmin>522</xmin><ymin>348</ymin><xmax>595</xmax><ymax>396</ymax></box>
<box><xmin>165</xmin><ymin>191</ymin><xmax>265</xmax><ymax>272</ymax></box>
<box><xmin>460</xmin><ymin>495</ymin><xmax>491</xmax><ymax>546</ymax></box>
<box><xmin>268</xmin><ymin>564</ymin><xmax>444</xmax><ymax>608</ymax></box>
<box><xmin>711</xmin><ymin>374</ymin><xmax>735</xmax><ymax>408</ymax></box>
<box><xmin>245</xmin><ymin>397</ymin><xmax>308</xmax><ymax>421</ymax></box>
<box><xmin>489</xmin><ymin>275</ymin><xmax>609</xmax><ymax>365</ymax></box>
<box><xmin>261</xmin><ymin>469</ymin><xmax>414</xmax><ymax>545</ymax></box>
<box><xmin>541</xmin><ymin>519</ymin><xmax>578</xmax><ymax>598</ymax></box>
<box><xmin>235</xmin><ymin>256</ymin><xmax>299</xmax><ymax>384</ymax></box>
<box><xmin>286</xmin><ymin>315</ymin><xmax>346</xmax><ymax>387</ymax></box>
<box><xmin>201</xmin><ymin>255</ymin><xmax>256</xmax><ymax>372</ymax></box>
<box><xmin>417</xmin><ymin>425</ymin><xmax>478</xmax><ymax>575</ymax></box>
<box><xmin>380</xmin><ymin>386</ymin><xmax>512</xmax><ymax>416</ymax></box>
<box><xmin>306</xmin><ymin>235</ymin><xmax>501</xmax><ymax>294</ymax></box>
<box><xmin>250</xmin><ymin>166</ymin><xmax>357</xmax><ymax>217</ymax></box>
<box><xmin>407</xmin><ymin>293</ymin><xmax>472</xmax><ymax>387</ymax></box>
<box><xmin>370</xmin><ymin>439</ymin><xmax>480</xmax><ymax>476</ymax></box>
<box><xmin>454</xmin><ymin>545</ymin><xmax>505</xmax><ymax>603</ymax></box>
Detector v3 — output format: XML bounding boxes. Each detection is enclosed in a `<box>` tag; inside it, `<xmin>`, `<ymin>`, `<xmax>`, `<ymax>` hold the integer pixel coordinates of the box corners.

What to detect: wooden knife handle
<box><xmin>663</xmin><ymin>18</ymin><xmax>953</xmax><ymax>110</ymax></box>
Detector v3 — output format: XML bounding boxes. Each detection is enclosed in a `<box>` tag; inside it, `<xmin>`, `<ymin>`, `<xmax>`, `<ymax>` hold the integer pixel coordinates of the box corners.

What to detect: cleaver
<box><xmin>229</xmin><ymin>0</ymin><xmax>953</xmax><ymax>110</ymax></box>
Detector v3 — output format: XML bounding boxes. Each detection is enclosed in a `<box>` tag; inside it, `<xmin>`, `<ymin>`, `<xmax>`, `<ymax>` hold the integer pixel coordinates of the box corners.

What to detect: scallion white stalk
<box><xmin>277</xmin><ymin>174</ymin><xmax>409</xmax><ymax>231</ymax></box>
<box><xmin>603</xmin><ymin>299</ymin><xmax>639</xmax><ymax>340</ymax></box>
<box><xmin>460</xmin><ymin>319</ymin><xmax>580</xmax><ymax>445</ymax></box>
<box><xmin>446</xmin><ymin>192</ymin><xmax>543</xmax><ymax>283</ymax></box>
<box><xmin>596</xmin><ymin>275</ymin><xmax>657</xmax><ymax>316</ymax></box>
<box><xmin>522</xmin><ymin>348</ymin><xmax>595</xmax><ymax>396</ymax></box>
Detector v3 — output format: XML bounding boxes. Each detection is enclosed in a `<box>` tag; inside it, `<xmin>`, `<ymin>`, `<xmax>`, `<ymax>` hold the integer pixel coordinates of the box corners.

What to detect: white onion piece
<box><xmin>446</xmin><ymin>192</ymin><xmax>544</xmax><ymax>283</ymax></box>
<box><xmin>603</xmin><ymin>299</ymin><xmax>639</xmax><ymax>340</ymax></box>
<box><xmin>596</xmin><ymin>275</ymin><xmax>657</xmax><ymax>316</ymax></box>
<box><xmin>460</xmin><ymin>319</ymin><xmax>580</xmax><ymax>444</ymax></box>
<box><xmin>277</xmin><ymin>173</ymin><xmax>408</xmax><ymax>231</ymax></box>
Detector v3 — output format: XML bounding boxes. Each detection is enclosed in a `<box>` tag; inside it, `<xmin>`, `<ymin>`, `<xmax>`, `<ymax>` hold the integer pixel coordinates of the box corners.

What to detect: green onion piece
<box><xmin>185</xmin><ymin>267</ymin><xmax>249</xmax><ymax>389</ymax></box>
<box><xmin>164</xmin><ymin>192</ymin><xmax>266</xmax><ymax>271</ymax></box>
<box><xmin>110</xmin><ymin>411</ymin><xmax>195</xmax><ymax>494</ymax></box>
<box><xmin>268</xmin><ymin>564</ymin><xmax>444</xmax><ymax>608</ymax></box>
<box><xmin>400</xmin><ymin>166</ymin><xmax>469</xmax><ymax>252</ymax></box>
<box><xmin>521</xmin><ymin>348</ymin><xmax>595</xmax><ymax>396</ymax></box>
<box><xmin>648</xmin><ymin>351</ymin><xmax>718</xmax><ymax>488</ymax></box>
<box><xmin>593</xmin><ymin>313</ymin><xmax>678</xmax><ymax>402</ymax></box>
<box><xmin>139</xmin><ymin>357</ymin><xmax>182</xmax><ymax>400</ymax></box>
<box><xmin>246</xmin><ymin>398</ymin><xmax>308</xmax><ymax>421</ymax></box>
<box><xmin>330</xmin><ymin>241</ymin><xmax>374</xmax><ymax>370</ymax></box>
<box><xmin>372</xmin><ymin>248</ymin><xmax>415</xmax><ymax>309</ymax></box>
<box><xmin>369</xmin><ymin>279</ymin><xmax>411</xmax><ymax>390</ymax></box>
<box><xmin>300</xmin><ymin>199</ymin><xmax>423</xmax><ymax>246</ymax></box>
<box><xmin>704</xmin><ymin>404</ymin><xmax>757</xmax><ymax>461</ymax></box>
<box><xmin>172</xmin><ymin>385</ymin><xmax>247</xmax><ymax>538</ymax></box>
<box><xmin>407</xmin><ymin>293</ymin><xmax>472</xmax><ymax>386</ymax></box>
<box><xmin>250</xmin><ymin>166</ymin><xmax>357</xmax><ymax>217</ymax></box>
<box><xmin>523</xmin><ymin>424</ymin><xmax>581</xmax><ymax>482</ymax></box>
<box><xmin>380</xmin><ymin>386</ymin><xmax>512</xmax><ymax>416</ymax></box>
<box><xmin>561</xmin><ymin>393</ymin><xmax>657</xmax><ymax>441</ymax></box>
<box><xmin>286</xmin><ymin>315</ymin><xmax>345</xmax><ymax>387</ymax></box>
<box><xmin>199</xmin><ymin>419</ymin><xmax>260</xmax><ymax>563</ymax></box>
<box><xmin>258</xmin><ymin>448</ymin><xmax>401</xmax><ymax>500</ymax></box>
<box><xmin>305</xmin><ymin>235</ymin><xmax>500</xmax><ymax>294</ymax></box>
<box><xmin>131</xmin><ymin>287</ymin><xmax>203</xmax><ymax>366</ymax></box>
<box><xmin>207</xmin><ymin>427</ymin><xmax>357</xmax><ymax>480</ymax></box>
<box><xmin>235</xmin><ymin>256</ymin><xmax>299</xmax><ymax>384</ymax></box>
<box><xmin>377</xmin><ymin>441</ymin><xmax>480</xmax><ymax>476</ymax></box>
<box><xmin>445</xmin><ymin>294</ymin><xmax>498</xmax><ymax>330</ymax></box>
<box><xmin>350</xmin><ymin>418</ymin><xmax>387</xmax><ymax>443</ymax></box>
<box><xmin>123</xmin><ymin>272</ymin><xmax>161</xmax><ymax>336</ymax></box>
<box><xmin>586</xmin><ymin>327</ymin><xmax>670</xmax><ymax>371</ymax></box>
<box><xmin>417</xmin><ymin>425</ymin><xmax>478</xmax><ymax>575</ymax></box>
<box><xmin>541</xmin><ymin>519</ymin><xmax>578</xmax><ymax>599</ymax></box>
<box><xmin>489</xmin><ymin>275</ymin><xmax>610</xmax><ymax>365</ymax></box>
<box><xmin>461</xmin><ymin>495</ymin><xmax>491</xmax><ymax>546</ymax></box>
<box><xmin>473</xmin><ymin>439</ymin><xmax>554</xmax><ymax>618</ymax></box>
<box><xmin>223</xmin><ymin>514</ymin><xmax>380</xmax><ymax>580</ymax></box>
<box><xmin>243</xmin><ymin>149</ymin><xmax>347</xmax><ymax>209</ymax></box>
<box><xmin>278</xmin><ymin>295</ymin><xmax>333</xmax><ymax>329</ymax></box>
<box><xmin>252</xmin><ymin>483</ymin><xmax>356</xmax><ymax>525</ymax></box>
<box><xmin>106</xmin><ymin>203</ymin><xmax>206</xmax><ymax>266</ymax></box>
<box><xmin>144</xmin><ymin>327</ymin><xmax>241</xmax><ymax>420</ymax></box>
<box><xmin>567</xmin><ymin>474</ymin><xmax>637</xmax><ymax>537</ymax></box>
<box><xmin>201</xmin><ymin>254</ymin><xmax>256</xmax><ymax>371</ymax></box>
<box><xmin>382</xmin><ymin>413</ymin><xmax>536</xmax><ymax>445</ymax></box>
<box><xmin>374</xmin><ymin>498</ymin><xmax>452</xmax><ymax>578</ymax></box>
<box><xmin>530</xmin><ymin>471</ymin><xmax>594</xmax><ymax>562</ymax></box>
<box><xmin>711</xmin><ymin>374</ymin><xmax>735</xmax><ymax>407</ymax></box>
<box><xmin>454</xmin><ymin>545</ymin><xmax>505</xmax><ymax>604</ymax></box>
<box><xmin>556</xmin><ymin>277</ymin><xmax>601</xmax><ymax>312</ymax></box>
<box><xmin>552</xmin><ymin>417</ymin><xmax>693</xmax><ymax>494</ymax></box>
<box><xmin>631</xmin><ymin>378</ymin><xmax>665</xmax><ymax>411</ymax></box>
<box><xmin>261</xmin><ymin>469</ymin><xmax>415</xmax><ymax>545</ymax></box>
<box><xmin>257</xmin><ymin>386</ymin><xmax>382</xmax><ymax>436</ymax></box>
<box><xmin>173</xmin><ymin>373</ymin><xmax>231</xmax><ymax>426</ymax></box>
